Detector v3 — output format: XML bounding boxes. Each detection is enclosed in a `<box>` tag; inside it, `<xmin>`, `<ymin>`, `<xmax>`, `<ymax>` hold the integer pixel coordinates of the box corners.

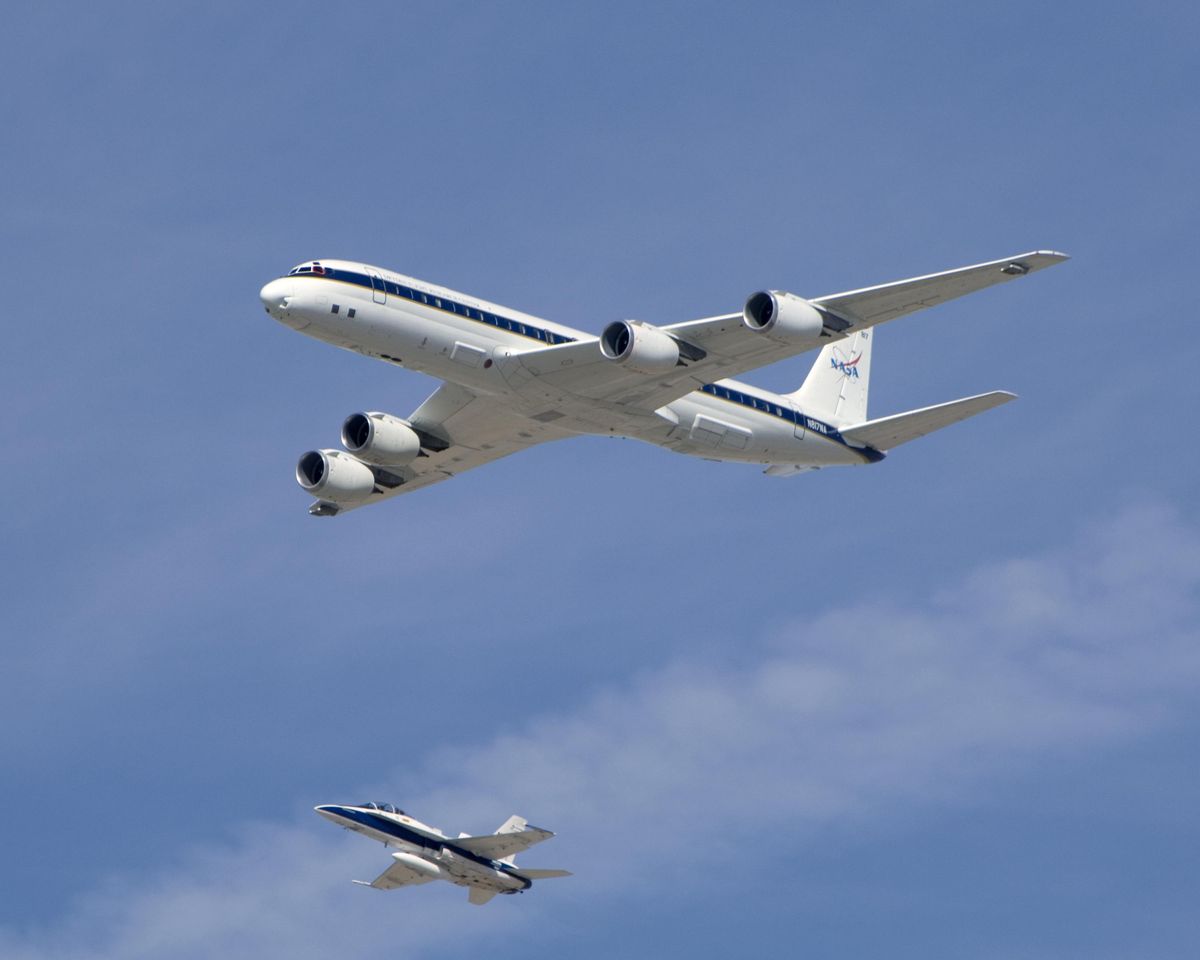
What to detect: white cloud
<box><xmin>7</xmin><ymin>500</ymin><xmax>1198</xmax><ymax>959</ymax></box>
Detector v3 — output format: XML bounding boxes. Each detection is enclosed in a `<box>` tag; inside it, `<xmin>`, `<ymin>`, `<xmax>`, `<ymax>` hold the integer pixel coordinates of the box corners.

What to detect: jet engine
<box><xmin>742</xmin><ymin>290</ymin><xmax>824</xmax><ymax>343</ymax></box>
<box><xmin>296</xmin><ymin>449</ymin><xmax>375</xmax><ymax>502</ymax></box>
<box><xmin>599</xmin><ymin>320</ymin><xmax>680</xmax><ymax>375</ymax></box>
<box><xmin>342</xmin><ymin>411</ymin><xmax>421</xmax><ymax>466</ymax></box>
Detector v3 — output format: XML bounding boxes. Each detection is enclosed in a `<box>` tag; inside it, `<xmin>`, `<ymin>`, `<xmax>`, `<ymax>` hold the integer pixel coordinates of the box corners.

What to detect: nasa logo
<box><xmin>830</xmin><ymin>348</ymin><xmax>861</xmax><ymax>380</ymax></box>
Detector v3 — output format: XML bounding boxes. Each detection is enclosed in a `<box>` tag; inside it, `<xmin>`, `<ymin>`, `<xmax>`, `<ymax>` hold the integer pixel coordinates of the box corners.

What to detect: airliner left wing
<box><xmin>308</xmin><ymin>383</ymin><xmax>570</xmax><ymax>515</ymax></box>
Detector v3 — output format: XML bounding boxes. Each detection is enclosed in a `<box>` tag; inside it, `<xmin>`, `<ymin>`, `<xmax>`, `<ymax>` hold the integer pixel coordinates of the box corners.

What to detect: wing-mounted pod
<box><xmin>599</xmin><ymin>320</ymin><xmax>680</xmax><ymax>375</ymax></box>
<box><xmin>342</xmin><ymin>412</ymin><xmax>421</xmax><ymax>466</ymax></box>
<box><xmin>743</xmin><ymin>291</ymin><xmax>825</xmax><ymax>343</ymax></box>
<box><xmin>296</xmin><ymin>450</ymin><xmax>376</xmax><ymax>502</ymax></box>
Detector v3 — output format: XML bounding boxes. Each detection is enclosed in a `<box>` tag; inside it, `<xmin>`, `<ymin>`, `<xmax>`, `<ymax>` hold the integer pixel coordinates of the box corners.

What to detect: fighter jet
<box><xmin>315</xmin><ymin>802</ymin><xmax>571</xmax><ymax>905</ymax></box>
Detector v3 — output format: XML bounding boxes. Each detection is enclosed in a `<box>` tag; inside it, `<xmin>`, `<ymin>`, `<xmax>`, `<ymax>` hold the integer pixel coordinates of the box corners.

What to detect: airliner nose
<box><xmin>259</xmin><ymin>278</ymin><xmax>294</xmax><ymax>317</ymax></box>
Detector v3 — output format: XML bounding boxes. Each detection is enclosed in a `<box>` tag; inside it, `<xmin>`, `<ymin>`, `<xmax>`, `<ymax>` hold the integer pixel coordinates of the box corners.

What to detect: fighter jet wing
<box><xmin>496</xmin><ymin>251</ymin><xmax>1067</xmax><ymax>414</ymax></box>
<box><xmin>355</xmin><ymin>859</ymin><xmax>437</xmax><ymax>891</ymax></box>
<box><xmin>452</xmin><ymin>826</ymin><xmax>555</xmax><ymax>861</ymax></box>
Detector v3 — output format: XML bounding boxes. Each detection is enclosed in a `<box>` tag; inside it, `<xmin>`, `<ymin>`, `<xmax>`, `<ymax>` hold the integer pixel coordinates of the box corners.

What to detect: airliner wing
<box><xmin>501</xmin><ymin>251</ymin><xmax>1066</xmax><ymax>413</ymax></box>
<box><xmin>810</xmin><ymin>250</ymin><xmax>1068</xmax><ymax>328</ymax></box>
<box><xmin>452</xmin><ymin>826</ymin><xmax>554</xmax><ymax>861</ymax></box>
<box><xmin>307</xmin><ymin>382</ymin><xmax>570</xmax><ymax>516</ymax></box>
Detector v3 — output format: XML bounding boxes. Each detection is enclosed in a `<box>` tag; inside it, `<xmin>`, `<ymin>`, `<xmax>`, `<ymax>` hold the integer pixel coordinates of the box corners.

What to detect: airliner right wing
<box><xmin>810</xmin><ymin>250</ymin><xmax>1068</xmax><ymax>328</ymax></box>
<box><xmin>499</xmin><ymin>251</ymin><xmax>1067</xmax><ymax>414</ymax></box>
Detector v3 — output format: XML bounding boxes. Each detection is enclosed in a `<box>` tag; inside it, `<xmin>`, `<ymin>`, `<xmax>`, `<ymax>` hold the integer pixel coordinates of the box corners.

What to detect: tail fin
<box><xmin>495</xmin><ymin>815</ymin><xmax>528</xmax><ymax>867</ymax></box>
<box><xmin>495</xmin><ymin>815</ymin><xmax>527</xmax><ymax>835</ymax></box>
<box><xmin>790</xmin><ymin>329</ymin><xmax>873</xmax><ymax>425</ymax></box>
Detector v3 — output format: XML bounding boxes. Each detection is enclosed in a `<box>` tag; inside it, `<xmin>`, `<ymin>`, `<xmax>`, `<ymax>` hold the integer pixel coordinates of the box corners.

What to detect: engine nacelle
<box><xmin>341</xmin><ymin>411</ymin><xmax>421</xmax><ymax>466</ymax></box>
<box><xmin>599</xmin><ymin>320</ymin><xmax>680</xmax><ymax>375</ymax></box>
<box><xmin>743</xmin><ymin>291</ymin><xmax>824</xmax><ymax>342</ymax></box>
<box><xmin>296</xmin><ymin>449</ymin><xmax>375</xmax><ymax>502</ymax></box>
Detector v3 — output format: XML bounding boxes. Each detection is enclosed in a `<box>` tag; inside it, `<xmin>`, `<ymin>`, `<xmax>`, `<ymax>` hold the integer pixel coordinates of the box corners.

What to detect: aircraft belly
<box><xmin>434</xmin><ymin>849</ymin><xmax>523</xmax><ymax>892</ymax></box>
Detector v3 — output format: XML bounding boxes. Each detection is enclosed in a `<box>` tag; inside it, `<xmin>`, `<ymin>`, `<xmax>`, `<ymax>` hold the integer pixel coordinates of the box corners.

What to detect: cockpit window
<box><xmin>287</xmin><ymin>261</ymin><xmax>325</xmax><ymax>276</ymax></box>
<box><xmin>361</xmin><ymin>801</ymin><xmax>406</xmax><ymax>815</ymax></box>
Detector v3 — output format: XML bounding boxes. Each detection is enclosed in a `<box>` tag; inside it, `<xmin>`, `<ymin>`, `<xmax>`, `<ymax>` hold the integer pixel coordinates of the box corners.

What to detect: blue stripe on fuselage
<box><xmin>698</xmin><ymin>383</ymin><xmax>885</xmax><ymax>462</ymax></box>
<box><xmin>293</xmin><ymin>269</ymin><xmax>578</xmax><ymax>346</ymax></box>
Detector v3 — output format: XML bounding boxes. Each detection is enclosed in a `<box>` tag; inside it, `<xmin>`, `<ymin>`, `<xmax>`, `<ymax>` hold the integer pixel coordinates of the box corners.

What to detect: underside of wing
<box><xmin>307</xmin><ymin>382</ymin><xmax>571</xmax><ymax>516</ymax></box>
<box><xmin>357</xmin><ymin>859</ymin><xmax>436</xmax><ymax>891</ymax></box>
<box><xmin>812</xmin><ymin>250</ymin><xmax>1068</xmax><ymax>328</ymax></box>
<box><xmin>452</xmin><ymin>826</ymin><xmax>554</xmax><ymax>861</ymax></box>
<box><xmin>495</xmin><ymin>251</ymin><xmax>1066</xmax><ymax>417</ymax></box>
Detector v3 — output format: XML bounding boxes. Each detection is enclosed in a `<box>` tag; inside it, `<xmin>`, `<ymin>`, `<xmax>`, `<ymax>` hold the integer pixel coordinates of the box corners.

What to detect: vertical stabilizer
<box><xmin>495</xmin><ymin>815</ymin><xmax>527</xmax><ymax>866</ymax></box>
<box><xmin>790</xmin><ymin>329</ymin><xmax>873</xmax><ymax>425</ymax></box>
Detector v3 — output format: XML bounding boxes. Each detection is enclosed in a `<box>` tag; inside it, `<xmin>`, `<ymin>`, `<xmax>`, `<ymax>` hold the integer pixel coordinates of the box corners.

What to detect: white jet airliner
<box><xmin>260</xmin><ymin>250</ymin><xmax>1067</xmax><ymax>516</ymax></box>
<box><xmin>315</xmin><ymin>803</ymin><xmax>570</xmax><ymax>905</ymax></box>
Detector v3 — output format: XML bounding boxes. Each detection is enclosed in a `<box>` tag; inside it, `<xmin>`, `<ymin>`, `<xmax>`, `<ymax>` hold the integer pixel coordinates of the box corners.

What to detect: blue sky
<box><xmin>2</xmin><ymin>2</ymin><xmax>1198</xmax><ymax>957</ymax></box>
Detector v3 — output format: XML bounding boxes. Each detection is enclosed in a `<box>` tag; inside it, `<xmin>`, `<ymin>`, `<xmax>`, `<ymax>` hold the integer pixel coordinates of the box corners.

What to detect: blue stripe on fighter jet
<box><xmin>294</xmin><ymin>269</ymin><xmax>578</xmax><ymax>346</ymax></box>
<box><xmin>331</xmin><ymin>807</ymin><xmax>525</xmax><ymax>876</ymax></box>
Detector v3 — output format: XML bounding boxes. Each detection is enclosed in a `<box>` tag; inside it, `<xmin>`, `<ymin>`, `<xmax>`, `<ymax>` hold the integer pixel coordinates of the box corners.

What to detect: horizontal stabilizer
<box><xmin>453</xmin><ymin>825</ymin><xmax>554</xmax><ymax>861</ymax></box>
<box><xmin>511</xmin><ymin>868</ymin><xmax>573</xmax><ymax>880</ymax></box>
<box><xmin>839</xmin><ymin>391</ymin><xmax>1016</xmax><ymax>451</ymax></box>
